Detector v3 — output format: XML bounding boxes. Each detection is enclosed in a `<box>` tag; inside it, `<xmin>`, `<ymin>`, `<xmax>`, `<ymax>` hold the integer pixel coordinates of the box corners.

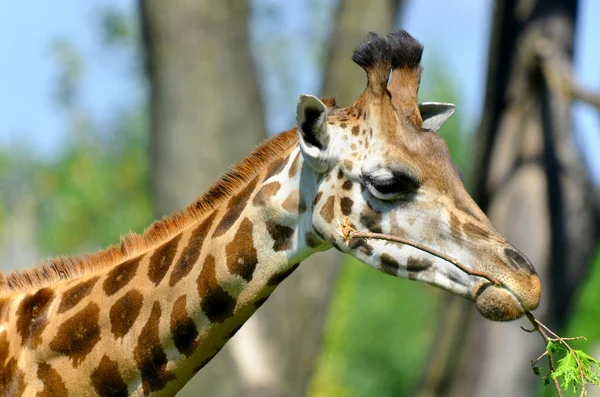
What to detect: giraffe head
<box><xmin>296</xmin><ymin>31</ymin><xmax>540</xmax><ymax>321</ymax></box>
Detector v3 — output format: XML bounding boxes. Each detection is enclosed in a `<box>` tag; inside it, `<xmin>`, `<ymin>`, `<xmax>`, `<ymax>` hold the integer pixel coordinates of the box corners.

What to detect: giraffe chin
<box><xmin>474</xmin><ymin>285</ymin><xmax>525</xmax><ymax>321</ymax></box>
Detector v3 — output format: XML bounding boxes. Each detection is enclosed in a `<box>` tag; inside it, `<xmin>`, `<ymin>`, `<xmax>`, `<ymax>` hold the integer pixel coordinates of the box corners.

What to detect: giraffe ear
<box><xmin>419</xmin><ymin>102</ymin><xmax>455</xmax><ymax>131</ymax></box>
<box><xmin>296</xmin><ymin>95</ymin><xmax>330</xmax><ymax>172</ymax></box>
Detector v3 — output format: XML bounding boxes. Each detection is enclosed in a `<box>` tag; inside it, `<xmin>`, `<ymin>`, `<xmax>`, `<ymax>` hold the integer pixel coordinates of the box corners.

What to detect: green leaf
<box><xmin>546</xmin><ymin>341</ymin><xmax>565</xmax><ymax>355</ymax></box>
<box><xmin>548</xmin><ymin>344</ymin><xmax>600</xmax><ymax>394</ymax></box>
<box><xmin>552</xmin><ymin>350</ymin><xmax>581</xmax><ymax>393</ymax></box>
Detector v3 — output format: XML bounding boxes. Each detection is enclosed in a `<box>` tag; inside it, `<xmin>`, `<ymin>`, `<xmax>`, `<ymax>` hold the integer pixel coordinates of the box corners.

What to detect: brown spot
<box><xmin>339</xmin><ymin>123</ymin><xmax>347</xmax><ymax>129</ymax></box>
<box><xmin>288</xmin><ymin>152</ymin><xmax>300</xmax><ymax>178</ymax></box>
<box><xmin>454</xmin><ymin>199</ymin><xmax>482</xmax><ymax>221</ymax></box>
<box><xmin>91</xmin><ymin>355</ymin><xmax>128</xmax><ymax>397</ymax></box>
<box><xmin>365</xmin><ymin>140</ymin><xmax>369</xmax><ymax>148</ymax></box>
<box><xmin>0</xmin><ymin>298</ymin><xmax>9</xmax><ymax>323</ymax></box>
<box><xmin>343</xmin><ymin>159</ymin><xmax>353</xmax><ymax>171</ymax></box>
<box><xmin>360</xmin><ymin>205</ymin><xmax>382</xmax><ymax>234</ymax></box>
<box><xmin>266</xmin><ymin>221</ymin><xmax>295</xmax><ymax>252</ymax></box>
<box><xmin>305</xmin><ymin>232</ymin><xmax>322</xmax><ymax>249</ymax></box>
<box><xmin>462</xmin><ymin>222</ymin><xmax>491</xmax><ymax>240</ymax></box>
<box><xmin>380</xmin><ymin>254</ymin><xmax>400</xmax><ymax>275</ymax></box>
<box><xmin>342</xmin><ymin>180</ymin><xmax>353</xmax><ymax>190</ymax></box>
<box><xmin>407</xmin><ymin>256</ymin><xmax>432</xmax><ymax>271</ymax></box>
<box><xmin>58</xmin><ymin>276</ymin><xmax>99</xmax><ymax>314</ymax></box>
<box><xmin>313</xmin><ymin>191</ymin><xmax>323</xmax><ymax>206</ymax></box>
<box><xmin>37</xmin><ymin>362</ymin><xmax>68</xmax><ymax>397</ymax></box>
<box><xmin>225</xmin><ymin>218</ymin><xmax>258</xmax><ymax>281</ymax></box>
<box><xmin>170</xmin><ymin>212</ymin><xmax>217</xmax><ymax>286</ymax></box>
<box><xmin>348</xmin><ymin>239</ymin><xmax>373</xmax><ymax>256</ymax></box>
<box><xmin>337</xmin><ymin>169</ymin><xmax>344</xmax><ymax>179</ymax></box>
<box><xmin>320</xmin><ymin>196</ymin><xmax>335</xmax><ymax>223</ymax></box>
<box><xmin>282</xmin><ymin>190</ymin><xmax>306</xmax><ymax>213</ymax></box>
<box><xmin>351</xmin><ymin>143</ymin><xmax>357</xmax><ymax>150</ymax></box>
<box><xmin>253</xmin><ymin>181</ymin><xmax>281</xmax><ymax>206</ymax></box>
<box><xmin>16</xmin><ymin>287</ymin><xmax>54</xmax><ymax>348</ymax></box>
<box><xmin>103</xmin><ymin>255</ymin><xmax>142</xmax><ymax>296</ymax></box>
<box><xmin>325</xmin><ymin>174</ymin><xmax>331</xmax><ymax>182</ymax></box>
<box><xmin>49</xmin><ymin>302</ymin><xmax>100</xmax><ymax>367</ymax></box>
<box><xmin>148</xmin><ymin>233</ymin><xmax>182</xmax><ymax>286</ymax></box>
<box><xmin>0</xmin><ymin>333</ymin><xmax>24</xmax><ymax>397</ymax></box>
<box><xmin>449</xmin><ymin>212</ymin><xmax>462</xmax><ymax>238</ymax></box>
<box><xmin>198</xmin><ymin>255</ymin><xmax>236</xmax><ymax>323</ymax></box>
<box><xmin>267</xmin><ymin>263</ymin><xmax>300</xmax><ymax>286</ymax></box>
<box><xmin>0</xmin><ymin>332</ymin><xmax>9</xmax><ymax>366</ymax></box>
<box><xmin>170</xmin><ymin>295</ymin><xmax>198</xmax><ymax>357</ymax></box>
<box><xmin>340</xmin><ymin>197</ymin><xmax>353</xmax><ymax>216</ymax></box>
<box><xmin>213</xmin><ymin>177</ymin><xmax>258</xmax><ymax>237</ymax></box>
<box><xmin>351</xmin><ymin>125</ymin><xmax>360</xmax><ymax>136</ymax></box>
<box><xmin>110</xmin><ymin>289</ymin><xmax>143</xmax><ymax>339</ymax></box>
<box><xmin>264</xmin><ymin>154</ymin><xmax>290</xmax><ymax>181</ymax></box>
<box><xmin>134</xmin><ymin>302</ymin><xmax>175</xmax><ymax>394</ymax></box>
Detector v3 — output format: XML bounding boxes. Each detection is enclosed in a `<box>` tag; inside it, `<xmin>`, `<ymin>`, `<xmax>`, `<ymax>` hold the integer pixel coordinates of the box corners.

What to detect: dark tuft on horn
<box><xmin>387</xmin><ymin>30</ymin><xmax>423</xmax><ymax>69</ymax></box>
<box><xmin>351</xmin><ymin>32</ymin><xmax>391</xmax><ymax>71</ymax></box>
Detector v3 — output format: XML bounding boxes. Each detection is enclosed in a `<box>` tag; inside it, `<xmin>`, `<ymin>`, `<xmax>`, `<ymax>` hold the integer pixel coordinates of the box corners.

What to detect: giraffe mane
<box><xmin>0</xmin><ymin>128</ymin><xmax>301</xmax><ymax>296</ymax></box>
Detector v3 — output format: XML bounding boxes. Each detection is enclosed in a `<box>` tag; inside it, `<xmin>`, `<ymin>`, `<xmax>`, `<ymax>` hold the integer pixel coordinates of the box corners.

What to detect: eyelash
<box><xmin>364</xmin><ymin>172</ymin><xmax>420</xmax><ymax>199</ymax></box>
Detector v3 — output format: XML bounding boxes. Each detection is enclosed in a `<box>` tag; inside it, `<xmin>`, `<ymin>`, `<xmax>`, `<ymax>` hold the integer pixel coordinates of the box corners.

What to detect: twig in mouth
<box><xmin>337</xmin><ymin>217</ymin><xmax>502</xmax><ymax>286</ymax></box>
<box><xmin>337</xmin><ymin>217</ymin><xmax>597</xmax><ymax>396</ymax></box>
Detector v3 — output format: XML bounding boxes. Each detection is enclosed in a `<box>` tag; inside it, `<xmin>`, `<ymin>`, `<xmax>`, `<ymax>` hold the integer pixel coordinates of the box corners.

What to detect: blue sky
<box><xmin>1</xmin><ymin>0</ymin><xmax>599</xmax><ymax>179</ymax></box>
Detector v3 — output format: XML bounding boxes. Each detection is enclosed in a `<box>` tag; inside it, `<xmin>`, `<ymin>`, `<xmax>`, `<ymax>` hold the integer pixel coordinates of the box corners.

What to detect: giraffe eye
<box><xmin>364</xmin><ymin>171</ymin><xmax>419</xmax><ymax>200</ymax></box>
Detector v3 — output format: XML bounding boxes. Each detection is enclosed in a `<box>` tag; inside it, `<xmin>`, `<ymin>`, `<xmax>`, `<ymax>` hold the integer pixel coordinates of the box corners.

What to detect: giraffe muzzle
<box><xmin>473</xmin><ymin>249</ymin><xmax>541</xmax><ymax>321</ymax></box>
<box><xmin>474</xmin><ymin>283</ymin><xmax>526</xmax><ymax>321</ymax></box>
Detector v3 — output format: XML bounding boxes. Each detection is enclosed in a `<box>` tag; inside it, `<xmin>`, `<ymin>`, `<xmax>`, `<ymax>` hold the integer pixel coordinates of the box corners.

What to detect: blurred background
<box><xmin>1</xmin><ymin>0</ymin><xmax>600</xmax><ymax>396</ymax></box>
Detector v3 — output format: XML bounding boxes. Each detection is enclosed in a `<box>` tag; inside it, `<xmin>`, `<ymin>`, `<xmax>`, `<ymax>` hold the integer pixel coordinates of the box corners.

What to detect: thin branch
<box><xmin>534</xmin><ymin>350</ymin><xmax>549</xmax><ymax>364</ymax></box>
<box><xmin>337</xmin><ymin>217</ymin><xmax>502</xmax><ymax>286</ymax></box>
<box><xmin>525</xmin><ymin>312</ymin><xmax>564</xmax><ymax>397</ymax></box>
<box><xmin>535</xmin><ymin>37</ymin><xmax>600</xmax><ymax>110</ymax></box>
<box><xmin>534</xmin><ymin>318</ymin><xmax>587</xmax><ymax>396</ymax></box>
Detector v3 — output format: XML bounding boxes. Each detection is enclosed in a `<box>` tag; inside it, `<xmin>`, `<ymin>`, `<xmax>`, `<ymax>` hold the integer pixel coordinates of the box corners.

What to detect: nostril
<box><xmin>504</xmin><ymin>248</ymin><xmax>536</xmax><ymax>274</ymax></box>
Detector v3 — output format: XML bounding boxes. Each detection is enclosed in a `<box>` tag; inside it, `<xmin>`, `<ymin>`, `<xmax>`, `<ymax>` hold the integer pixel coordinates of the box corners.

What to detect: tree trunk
<box><xmin>140</xmin><ymin>1</ymin><xmax>272</xmax><ymax>396</ymax></box>
<box><xmin>141</xmin><ymin>0</ymin><xmax>266</xmax><ymax>215</ymax></box>
<box><xmin>140</xmin><ymin>0</ymin><xmax>403</xmax><ymax>395</ymax></box>
<box><xmin>416</xmin><ymin>1</ymin><xmax>597</xmax><ymax>396</ymax></box>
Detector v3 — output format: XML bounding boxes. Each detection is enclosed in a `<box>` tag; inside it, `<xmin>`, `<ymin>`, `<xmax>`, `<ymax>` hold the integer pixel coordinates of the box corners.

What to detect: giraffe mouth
<box><xmin>473</xmin><ymin>282</ymin><xmax>537</xmax><ymax>321</ymax></box>
<box><xmin>473</xmin><ymin>284</ymin><xmax>524</xmax><ymax>321</ymax></box>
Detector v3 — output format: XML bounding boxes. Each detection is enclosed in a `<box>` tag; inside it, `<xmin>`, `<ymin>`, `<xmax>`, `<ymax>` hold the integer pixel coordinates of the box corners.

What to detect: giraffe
<box><xmin>0</xmin><ymin>31</ymin><xmax>540</xmax><ymax>396</ymax></box>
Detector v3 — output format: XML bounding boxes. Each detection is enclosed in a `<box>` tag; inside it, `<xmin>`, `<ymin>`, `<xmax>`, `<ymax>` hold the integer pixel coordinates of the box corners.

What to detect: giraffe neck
<box><xmin>0</xmin><ymin>141</ymin><xmax>330</xmax><ymax>396</ymax></box>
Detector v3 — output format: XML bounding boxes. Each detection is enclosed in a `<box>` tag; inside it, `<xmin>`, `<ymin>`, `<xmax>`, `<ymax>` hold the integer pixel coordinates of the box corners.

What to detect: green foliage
<box><xmin>542</xmin><ymin>340</ymin><xmax>600</xmax><ymax>394</ymax></box>
<box><xmin>537</xmin><ymin>248</ymin><xmax>600</xmax><ymax>396</ymax></box>
<box><xmin>32</xmin><ymin>111</ymin><xmax>151</xmax><ymax>253</ymax></box>
<box><xmin>100</xmin><ymin>7</ymin><xmax>135</xmax><ymax>45</ymax></box>
<box><xmin>0</xmin><ymin>5</ymin><xmax>151</xmax><ymax>263</ymax></box>
<box><xmin>554</xmin><ymin>348</ymin><xmax>600</xmax><ymax>393</ymax></box>
<box><xmin>566</xmin><ymin>248</ymin><xmax>600</xmax><ymax>350</ymax></box>
<box><xmin>50</xmin><ymin>40</ymin><xmax>83</xmax><ymax>109</ymax></box>
<box><xmin>309</xmin><ymin>257</ymin><xmax>441</xmax><ymax>397</ymax></box>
